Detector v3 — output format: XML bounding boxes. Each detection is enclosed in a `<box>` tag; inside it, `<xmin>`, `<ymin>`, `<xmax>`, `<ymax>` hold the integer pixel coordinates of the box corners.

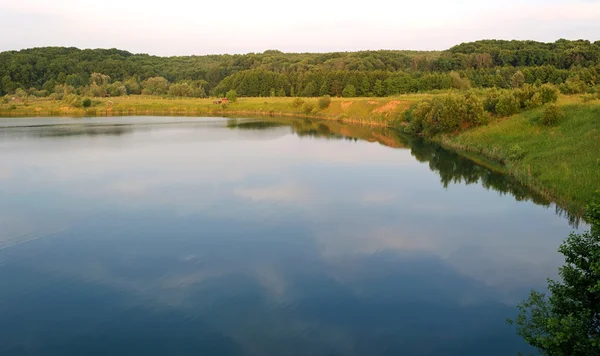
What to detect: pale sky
<box><xmin>1</xmin><ymin>0</ymin><xmax>599</xmax><ymax>56</ymax></box>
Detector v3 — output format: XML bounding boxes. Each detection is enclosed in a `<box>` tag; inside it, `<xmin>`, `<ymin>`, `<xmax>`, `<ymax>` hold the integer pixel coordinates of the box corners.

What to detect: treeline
<box><xmin>1</xmin><ymin>39</ymin><xmax>599</xmax><ymax>97</ymax></box>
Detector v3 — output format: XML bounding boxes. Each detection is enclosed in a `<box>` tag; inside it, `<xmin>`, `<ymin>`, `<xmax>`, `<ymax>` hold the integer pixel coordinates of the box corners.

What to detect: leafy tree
<box><xmin>342</xmin><ymin>84</ymin><xmax>356</xmax><ymax>97</ymax></box>
<box><xmin>510</xmin><ymin>197</ymin><xmax>600</xmax><ymax>356</ymax></box>
<box><xmin>496</xmin><ymin>92</ymin><xmax>520</xmax><ymax>116</ymax></box>
<box><xmin>141</xmin><ymin>76</ymin><xmax>170</xmax><ymax>95</ymax></box>
<box><xmin>301</xmin><ymin>81</ymin><xmax>316</xmax><ymax>97</ymax></box>
<box><xmin>539</xmin><ymin>84</ymin><xmax>559</xmax><ymax>104</ymax></box>
<box><xmin>168</xmin><ymin>82</ymin><xmax>193</xmax><ymax>97</ymax></box>
<box><xmin>226</xmin><ymin>89</ymin><xmax>238</xmax><ymax>102</ymax></box>
<box><xmin>511</xmin><ymin>70</ymin><xmax>525</xmax><ymax>88</ymax></box>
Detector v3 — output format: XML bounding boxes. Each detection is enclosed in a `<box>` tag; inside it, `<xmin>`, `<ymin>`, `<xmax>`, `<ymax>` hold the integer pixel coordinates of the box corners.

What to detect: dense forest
<box><xmin>1</xmin><ymin>39</ymin><xmax>599</xmax><ymax>98</ymax></box>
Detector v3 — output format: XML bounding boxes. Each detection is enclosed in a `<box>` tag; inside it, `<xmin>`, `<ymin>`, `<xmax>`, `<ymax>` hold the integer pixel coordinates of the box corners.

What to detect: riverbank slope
<box><xmin>438</xmin><ymin>99</ymin><xmax>600</xmax><ymax>216</ymax></box>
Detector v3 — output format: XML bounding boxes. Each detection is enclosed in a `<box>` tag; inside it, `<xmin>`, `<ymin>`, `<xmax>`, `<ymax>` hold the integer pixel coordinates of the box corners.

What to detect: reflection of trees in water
<box><xmin>270</xmin><ymin>118</ymin><xmax>581</xmax><ymax>226</ymax></box>
<box><xmin>1</xmin><ymin>124</ymin><xmax>133</xmax><ymax>138</ymax></box>
<box><xmin>226</xmin><ymin>120</ymin><xmax>286</xmax><ymax>130</ymax></box>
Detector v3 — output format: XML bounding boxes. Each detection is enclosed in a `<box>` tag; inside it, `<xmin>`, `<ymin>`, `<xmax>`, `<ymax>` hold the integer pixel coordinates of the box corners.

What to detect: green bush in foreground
<box><xmin>509</xmin><ymin>197</ymin><xmax>600</xmax><ymax>356</ymax></box>
<box><xmin>82</xmin><ymin>98</ymin><xmax>92</xmax><ymax>108</ymax></box>
<box><xmin>541</xmin><ymin>104</ymin><xmax>564</xmax><ymax>126</ymax></box>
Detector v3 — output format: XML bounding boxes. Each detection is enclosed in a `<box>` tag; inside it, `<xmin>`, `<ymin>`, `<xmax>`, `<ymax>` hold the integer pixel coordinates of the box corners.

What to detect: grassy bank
<box><xmin>0</xmin><ymin>95</ymin><xmax>428</xmax><ymax>126</ymax></box>
<box><xmin>439</xmin><ymin>100</ymin><xmax>600</xmax><ymax>216</ymax></box>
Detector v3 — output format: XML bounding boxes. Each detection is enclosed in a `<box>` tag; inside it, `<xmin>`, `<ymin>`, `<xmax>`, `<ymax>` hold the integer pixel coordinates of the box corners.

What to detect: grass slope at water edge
<box><xmin>440</xmin><ymin>101</ymin><xmax>600</xmax><ymax>216</ymax></box>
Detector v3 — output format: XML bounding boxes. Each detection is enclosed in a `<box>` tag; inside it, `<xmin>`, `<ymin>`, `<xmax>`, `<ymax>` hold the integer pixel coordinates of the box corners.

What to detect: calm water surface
<box><xmin>0</xmin><ymin>117</ymin><xmax>578</xmax><ymax>355</ymax></box>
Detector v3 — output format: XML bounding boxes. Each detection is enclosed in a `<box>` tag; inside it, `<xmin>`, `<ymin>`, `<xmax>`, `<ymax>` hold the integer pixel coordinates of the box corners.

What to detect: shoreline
<box><xmin>1</xmin><ymin>95</ymin><xmax>596</xmax><ymax>222</ymax></box>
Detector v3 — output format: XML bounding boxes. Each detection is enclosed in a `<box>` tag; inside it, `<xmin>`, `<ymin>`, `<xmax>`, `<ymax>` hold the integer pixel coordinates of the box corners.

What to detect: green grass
<box><xmin>441</xmin><ymin>102</ymin><xmax>600</xmax><ymax>215</ymax></box>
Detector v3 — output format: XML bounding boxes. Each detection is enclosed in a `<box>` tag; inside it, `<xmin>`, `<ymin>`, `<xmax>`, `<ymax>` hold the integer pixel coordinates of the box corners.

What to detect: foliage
<box><xmin>82</xmin><ymin>98</ymin><xmax>92</xmax><ymax>108</ymax></box>
<box><xmin>496</xmin><ymin>92</ymin><xmax>521</xmax><ymax>116</ymax></box>
<box><xmin>407</xmin><ymin>93</ymin><xmax>487</xmax><ymax>135</ymax></box>
<box><xmin>1</xmin><ymin>39</ymin><xmax>599</xmax><ymax>97</ymax></box>
<box><xmin>511</xmin><ymin>70</ymin><xmax>525</xmax><ymax>88</ymax></box>
<box><xmin>342</xmin><ymin>84</ymin><xmax>357</xmax><ymax>98</ymax></box>
<box><xmin>141</xmin><ymin>77</ymin><xmax>170</xmax><ymax>95</ymax></box>
<box><xmin>302</xmin><ymin>102</ymin><xmax>315</xmax><ymax>114</ymax></box>
<box><xmin>539</xmin><ymin>84</ymin><xmax>560</xmax><ymax>104</ymax></box>
<box><xmin>225</xmin><ymin>89</ymin><xmax>238</xmax><ymax>102</ymax></box>
<box><xmin>509</xmin><ymin>197</ymin><xmax>600</xmax><ymax>356</ymax></box>
<box><xmin>291</xmin><ymin>98</ymin><xmax>305</xmax><ymax>108</ymax></box>
<box><xmin>318</xmin><ymin>95</ymin><xmax>331</xmax><ymax>109</ymax></box>
<box><xmin>559</xmin><ymin>76</ymin><xmax>588</xmax><ymax>95</ymax></box>
<box><xmin>540</xmin><ymin>104</ymin><xmax>564</xmax><ymax>126</ymax></box>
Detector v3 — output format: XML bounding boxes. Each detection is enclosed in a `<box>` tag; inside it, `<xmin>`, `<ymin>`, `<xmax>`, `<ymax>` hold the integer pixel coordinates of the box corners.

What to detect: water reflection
<box><xmin>0</xmin><ymin>116</ymin><xmax>576</xmax><ymax>355</ymax></box>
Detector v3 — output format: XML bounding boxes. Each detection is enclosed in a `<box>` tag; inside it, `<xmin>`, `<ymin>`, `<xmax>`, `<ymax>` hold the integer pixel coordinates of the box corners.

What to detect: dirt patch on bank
<box><xmin>341</xmin><ymin>101</ymin><xmax>353</xmax><ymax>110</ymax></box>
<box><xmin>373</xmin><ymin>100</ymin><xmax>401</xmax><ymax>113</ymax></box>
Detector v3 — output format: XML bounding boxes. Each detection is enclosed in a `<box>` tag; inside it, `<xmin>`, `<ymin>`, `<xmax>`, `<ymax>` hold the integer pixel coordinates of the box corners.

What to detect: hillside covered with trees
<box><xmin>1</xmin><ymin>39</ymin><xmax>599</xmax><ymax>99</ymax></box>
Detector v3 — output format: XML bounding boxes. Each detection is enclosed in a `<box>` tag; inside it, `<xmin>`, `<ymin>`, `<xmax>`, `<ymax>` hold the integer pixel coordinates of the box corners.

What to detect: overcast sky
<box><xmin>1</xmin><ymin>0</ymin><xmax>599</xmax><ymax>56</ymax></box>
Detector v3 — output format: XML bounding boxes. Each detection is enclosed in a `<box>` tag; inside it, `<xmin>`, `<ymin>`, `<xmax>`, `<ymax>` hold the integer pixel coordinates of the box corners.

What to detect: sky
<box><xmin>1</xmin><ymin>0</ymin><xmax>599</xmax><ymax>56</ymax></box>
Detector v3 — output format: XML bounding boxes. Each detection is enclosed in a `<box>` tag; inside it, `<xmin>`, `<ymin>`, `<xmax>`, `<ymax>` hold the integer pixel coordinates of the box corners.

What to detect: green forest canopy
<box><xmin>1</xmin><ymin>39</ymin><xmax>599</xmax><ymax>98</ymax></box>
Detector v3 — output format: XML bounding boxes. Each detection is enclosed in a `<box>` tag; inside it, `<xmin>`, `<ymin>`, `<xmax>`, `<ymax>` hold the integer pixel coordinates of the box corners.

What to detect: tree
<box><xmin>342</xmin><ymin>84</ymin><xmax>357</xmax><ymax>98</ymax></box>
<box><xmin>301</xmin><ymin>81</ymin><xmax>316</xmax><ymax>97</ymax></box>
<box><xmin>510</xmin><ymin>196</ymin><xmax>600</xmax><ymax>356</ymax></box>
<box><xmin>141</xmin><ymin>76</ymin><xmax>170</xmax><ymax>95</ymax></box>
<box><xmin>226</xmin><ymin>89</ymin><xmax>238</xmax><ymax>102</ymax></box>
<box><xmin>168</xmin><ymin>82</ymin><xmax>193</xmax><ymax>97</ymax></box>
<box><xmin>511</xmin><ymin>70</ymin><xmax>525</xmax><ymax>88</ymax></box>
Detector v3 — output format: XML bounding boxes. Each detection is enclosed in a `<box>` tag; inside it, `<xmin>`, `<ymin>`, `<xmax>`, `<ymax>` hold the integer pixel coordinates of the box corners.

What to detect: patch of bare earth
<box><xmin>341</xmin><ymin>101</ymin><xmax>353</xmax><ymax>111</ymax></box>
<box><xmin>367</xmin><ymin>101</ymin><xmax>379</xmax><ymax>105</ymax></box>
<box><xmin>373</xmin><ymin>100</ymin><xmax>401</xmax><ymax>114</ymax></box>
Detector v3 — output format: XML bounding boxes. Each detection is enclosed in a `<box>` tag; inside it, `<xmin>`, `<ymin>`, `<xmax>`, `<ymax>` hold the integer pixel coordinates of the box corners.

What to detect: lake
<box><xmin>0</xmin><ymin>116</ymin><xmax>577</xmax><ymax>355</ymax></box>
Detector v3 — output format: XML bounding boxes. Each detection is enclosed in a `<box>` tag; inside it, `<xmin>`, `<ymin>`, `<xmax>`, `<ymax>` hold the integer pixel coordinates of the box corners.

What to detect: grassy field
<box><xmin>440</xmin><ymin>100</ymin><xmax>600</xmax><ymax>216</ymax></box>
<box><xmin>0</xmin><ymin>95</ymin><xmax>429</xmax><ymax>126</ymax></box>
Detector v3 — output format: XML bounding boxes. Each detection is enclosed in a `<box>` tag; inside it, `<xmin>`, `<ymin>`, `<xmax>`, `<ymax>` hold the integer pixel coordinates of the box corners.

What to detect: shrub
<box><xmin>291</xmin><ymin>98</ymin><xmax>305</xmax><ymax>108</ymax></box>
<box><xmin>225</xmin><ymin>89</ymin><xmax>238</xmax><ymax>103</ymax></box>
<box><xmin>581</xmin><ymin>94</ymin><xmax>597</xmax><ymax>103</ymax></box>
<box><xmin>496</xmin><ymin>93</ymin><xmax>520</xmax><ymax>116</ymax></box>
<box><xmin>538</xmin><ymin>84</ymin><xmax>559</xmax><ymax>104</ymax></box>
<box><xmin>525</xmin><ymin>92</ymin><xmax>543</xmax><ymax>109</ymax></box>
<box><xmin>540</xmin><ymin>104</ymin><xmax>563</xmax><ymax>126</ymax></box>
<box><xmin>302</xmin><ymin>103</ymin><xmax>315</xmax><ymax>114</ymax></box>
<box><xmin>318</xmin><ymin>95</ymin><xmax>331</xmax><ymax>110</ymax></box>
<box><xmin>559</xmin><ymin>76</ymin><xmax>587</xmax><ymax>94</ymax></box>
<box><xmin>483</xmin><ymin>89</ymin><xmax>500</xmax><ymax>113</ymax></box>
<box><xmin>465</xmin><ymin>94</ymin><xmax>488</xmax><ymax>126</ymax></box>
<box><xmin>8</xmin><ymin>104</ymin><xmax>17</xmax><ymax>110</ymax></box>
<box><xmin>82</xmin><ymin>98</ymin><xmax>92</xmax><ymax>108</ymax></box>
